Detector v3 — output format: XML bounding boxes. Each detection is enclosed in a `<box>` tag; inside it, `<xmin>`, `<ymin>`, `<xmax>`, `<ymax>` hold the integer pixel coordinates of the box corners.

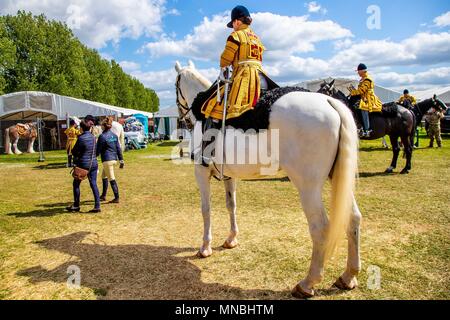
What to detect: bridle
<box><xmin>175</xmin><ymin>73</ymin><xmax>194</xmax><ymax>130</ymax></box>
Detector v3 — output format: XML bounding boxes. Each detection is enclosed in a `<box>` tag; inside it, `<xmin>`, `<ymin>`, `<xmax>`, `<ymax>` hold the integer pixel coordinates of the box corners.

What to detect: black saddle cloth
<box><xmin>381</xmin><ymin>102</ymin><xmax>402</xmax><ymax>118</ymax></box>
<box><xmin>191</xmin><ymin>85</ymin><xmax>310</xmax><ymax>132</ymax></box>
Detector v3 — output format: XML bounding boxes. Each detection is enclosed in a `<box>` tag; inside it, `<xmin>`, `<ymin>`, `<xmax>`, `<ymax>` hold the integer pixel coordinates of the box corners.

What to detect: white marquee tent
<box><xmin>0</xmin><ymin>91</ymin><xmax>155</xmax><ymax>153</ymax></box>
<box><xmin>413</xmin><ymin>86</ymin><xmax>450</xmax><ymax>105</ymax></box>
<box><xmin>296</xmin><ymin>77</ymin><xmax>402</xmax><ymax>103</ymax></box>
<box><xmin>0</xmin><ymin>91</ymin><xmax>153</xmax><ymax>121</ymax></box>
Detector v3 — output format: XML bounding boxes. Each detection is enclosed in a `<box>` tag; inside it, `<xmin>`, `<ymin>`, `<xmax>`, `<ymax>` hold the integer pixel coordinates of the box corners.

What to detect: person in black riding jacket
<box><xmin>97</xmin><ymin>117</ymin><xmax>124</xmax><ymax>204</ymax></box>
<box><xmin>67</xmin><ymin>120</ymin><xmax>101</xmax><ymax>213</ymax></box>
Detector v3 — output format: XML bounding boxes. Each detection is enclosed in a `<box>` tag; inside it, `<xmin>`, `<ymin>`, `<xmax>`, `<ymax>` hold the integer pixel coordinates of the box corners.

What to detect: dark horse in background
<box><xmin>319</xmin><ymin>79</ymin><xmax>447</xmax><ymax>174</ymax></box>
<box><xmin>318</xmin><ymin>80</ymin><xmax>414</xmax><ymax>174</ymax></box>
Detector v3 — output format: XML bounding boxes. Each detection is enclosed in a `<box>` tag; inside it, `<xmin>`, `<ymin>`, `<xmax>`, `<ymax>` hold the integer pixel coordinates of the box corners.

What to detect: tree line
<box><xmin>0</xmin><ymin>11</ymin><xmax>159</xmax><ymax>113</ymax></box>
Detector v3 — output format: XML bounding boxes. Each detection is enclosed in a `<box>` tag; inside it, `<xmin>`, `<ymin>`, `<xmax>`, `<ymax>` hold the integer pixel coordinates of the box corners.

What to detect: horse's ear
<box><xmin>330</xmin><ymin>79</ymin><xmax>335</xmax><ymax>87</ymax></box>
<box><xmin>188</xmin><ymin>60</ymin><xmax>195</xmax><ymax>69</ymax></box>
<box><xmin>432</xmin><ymin>94</ymin><xmax>437</xmax><ymax>101</ymax></box>
<box><xmin>175</xmin><ymin>61</ymin><xmax>182</xmax><ymax>73</ymax></box>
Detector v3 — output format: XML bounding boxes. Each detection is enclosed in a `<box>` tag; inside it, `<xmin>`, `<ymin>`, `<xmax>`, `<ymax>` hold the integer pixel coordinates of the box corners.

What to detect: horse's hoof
<box><xmin>291</xmin><ymin>284</ymin><xmax>314</xmax><ymax>299</ymax></box>
<box><xmin>333</xmin><ymin>277</ymin><xmax>358</xmax><ymax>291</ymax></box>
<box><xmin>400</xmin><ymin>170</ymin><xmax>409</xmax><ymax>175</ymax></box>
<box><xmin>385</xmin><ymin>168</ymin><xmax>394</xmax><ymax>174</ymax></box>
<box><xmin>223</xmin><ymin>239</ymin><xmax>239</xmax><ymax>249</ymax></box>
<box><xmin>196</xmin><ymin>248</ymin><xmax>212</xmax><ymax>259</ymax></box>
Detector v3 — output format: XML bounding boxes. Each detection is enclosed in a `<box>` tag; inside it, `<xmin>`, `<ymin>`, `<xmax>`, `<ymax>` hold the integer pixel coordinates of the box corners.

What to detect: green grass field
<box><xmin>0</xmin><ymin>132</ymin><xmax>449</xmax><ymax>300</ymax></box>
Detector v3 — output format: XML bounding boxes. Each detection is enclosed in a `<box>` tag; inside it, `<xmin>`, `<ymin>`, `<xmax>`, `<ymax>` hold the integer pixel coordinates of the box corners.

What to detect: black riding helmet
<box><xmin>227</xmin><ymin>5</ymin><xmax>251</xmax><ymax>28</ymax></box>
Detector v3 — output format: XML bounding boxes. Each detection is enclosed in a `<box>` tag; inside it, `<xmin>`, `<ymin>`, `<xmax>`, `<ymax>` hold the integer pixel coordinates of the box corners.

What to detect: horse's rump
<box><xmin>192</xmin><ymin>86</ymin><xmax>310</xmax><ymax>132</ymax></box>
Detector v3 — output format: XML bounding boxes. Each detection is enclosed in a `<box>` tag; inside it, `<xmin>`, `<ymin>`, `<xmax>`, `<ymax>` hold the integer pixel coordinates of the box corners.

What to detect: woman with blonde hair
<box><xmin>97</xmin><ymin>117</ymin><xmax>124</xmax><ymax>203</ymax></box>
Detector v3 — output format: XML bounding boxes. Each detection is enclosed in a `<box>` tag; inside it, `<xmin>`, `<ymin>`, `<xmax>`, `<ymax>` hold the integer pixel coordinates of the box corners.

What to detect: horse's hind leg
<box><xmin>334</xmin><ymin>195</ymin><xmax>361</xmax><ymax>290</ymax></box>
<box><xmin>400</xmin><ymin>135</ymin><xmax>413</xmax><ymax>174</ymax></box>
<box><xmin>385</xmin><ymin>136</ymin><xmax>400</xmax><ymax>173</ymax></box>
<box><xmin>292</xmin><ymin>186</ymin><xmax>329</xmax><ymax>299</ymax></box>
<box><xmin>223</xmin><ymin>178</ymin><xmax>239</xmax><ymax>249</ymax></box>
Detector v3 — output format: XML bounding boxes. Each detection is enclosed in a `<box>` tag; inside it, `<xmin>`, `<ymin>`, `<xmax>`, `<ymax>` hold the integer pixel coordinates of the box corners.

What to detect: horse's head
<box><xmin>318</xmin><ymin>79</ymin><xmax>336</xmax><ymax>96</ymax></box>
<box><xmin>174</xmin><ymin>61</ymin><xmax>211</xmax><ymax>131</ymax></box>
<box><xmin>432</xmin><ymin>94</ymin><xmax>448</xmax><ymax>112</ymax></box>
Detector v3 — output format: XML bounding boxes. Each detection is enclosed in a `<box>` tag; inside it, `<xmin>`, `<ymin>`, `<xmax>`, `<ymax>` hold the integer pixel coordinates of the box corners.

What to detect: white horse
<box><xmin>174</xmin><ymin>61</ymin><xmax>362</xmax><ymax>299</ymax></box>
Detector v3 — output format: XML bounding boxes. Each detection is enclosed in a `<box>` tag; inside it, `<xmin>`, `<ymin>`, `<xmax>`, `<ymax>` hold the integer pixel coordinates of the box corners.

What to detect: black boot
<box><xmin>109</xmin><ymin>180</ymin><xmax>120</xmax><ymax>204</ymax></box>
<box><xmin>100</xmin><ymin>178</ymin><xmax>108</xmax><ymax>201</ymax></box>
<box><xmin>201</xmin><ymin>118</ymin><xmax>220</xmax><ymax>167</ymax></box>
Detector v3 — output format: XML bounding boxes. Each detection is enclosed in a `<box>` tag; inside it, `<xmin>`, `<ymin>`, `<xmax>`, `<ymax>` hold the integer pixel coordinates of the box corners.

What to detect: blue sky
<box><xmin>1</xmin><ymin>0</ymin><xmax>450</xmax><ymax>109</ymax></box>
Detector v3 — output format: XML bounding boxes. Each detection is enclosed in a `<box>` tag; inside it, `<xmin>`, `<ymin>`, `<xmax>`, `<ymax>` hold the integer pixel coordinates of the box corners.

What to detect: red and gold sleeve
<box><xmin>220</xmin><ymin>36</ymin><xmax>240</xmax><ymax>68</ymax></box>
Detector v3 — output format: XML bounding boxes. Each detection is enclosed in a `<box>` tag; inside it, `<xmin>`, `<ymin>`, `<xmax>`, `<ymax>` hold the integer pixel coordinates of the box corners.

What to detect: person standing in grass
<box><xmin>67</xmin><ymin>120</ymin><xmax>101</xmax><ymax>213</ymax></box>
<box><xmin>97</xmin><ymin>117</ymin><xmax>124</xmax><ymax>204</ymax></box>
<box><xmin>426</xmin><ymin>107</ymin><xmax>445</xmax><ymax>148</ymax></box>
<box><xmin>64</xmin><ymin>120</ymin><xmax>81</xmax><ymax>167</ymax></box>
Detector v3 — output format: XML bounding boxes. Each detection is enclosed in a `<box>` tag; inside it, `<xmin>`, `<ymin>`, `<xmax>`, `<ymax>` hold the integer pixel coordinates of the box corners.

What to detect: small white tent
<box><xmin>154</xmin><ymin>106</ymin><xmax>180</xmax><ymax>140</ymax></box>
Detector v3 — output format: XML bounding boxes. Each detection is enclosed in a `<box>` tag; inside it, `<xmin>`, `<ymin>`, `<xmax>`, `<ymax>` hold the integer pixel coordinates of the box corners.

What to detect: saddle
<box><xmin>192</xmin><ymin>85</ymin><xmax>309</xmax><ymax>132</ymax></box>
<box><xmin>16</xmin><ymin>124</ymin><xmax>32</xmax><ymax>136</ymax></box>
<box><xmin>381</xmin><ymin>102</ymin><xmax>402</xmax><ymax>118</ymax></box>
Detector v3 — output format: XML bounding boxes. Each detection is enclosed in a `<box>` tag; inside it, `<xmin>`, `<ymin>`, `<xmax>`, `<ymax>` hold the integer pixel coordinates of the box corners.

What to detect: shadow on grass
<box><xmin>33</xmin><ymin>163</ymin><xmax>68</xmax><ymax>170</ymax></box>
<box><xmin>243</xmin><ymin>177</ymin><xmax>291</xmax><ymax>182</ymax></box>
<box><xmin>17</xmin><ymin>232</ymin><xmax>301</xmax><ymax>300</ymax></box>
<box><xmin>359</xmin><ymin>147</ymin><xmax>391</xmax><ymax>152</ymax></box>
<box><xmin>358</xmin><ymin>172</ymin><xmax>394</xmax><ymax>178</ymax></box>
<box><xmin>157</xmin><ymin>141</ymin><xmax>180</xmax><ymax>147</ymax></box>
<box><xmin>7</xmin><ymin>201</ymin><xmax>94</xmax><ymax>218</ymax></box>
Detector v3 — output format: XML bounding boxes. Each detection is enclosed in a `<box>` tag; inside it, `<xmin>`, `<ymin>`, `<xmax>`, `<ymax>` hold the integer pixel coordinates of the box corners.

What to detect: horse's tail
<box><xmin>325</xmin><ymin>98</ymin><xmax>359</xmax><ymax>260</ymax></box>
<box><xmin>4</xmin><ymin>128</ymin><xmax>10</xmax><ymax>154</ymax></box>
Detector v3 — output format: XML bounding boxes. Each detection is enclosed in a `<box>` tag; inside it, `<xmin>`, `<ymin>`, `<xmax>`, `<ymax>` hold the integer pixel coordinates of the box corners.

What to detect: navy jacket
<box><xmin>96</xmin><ymin>130</ymin><xmax>123</xmax><ymax>163</ymax></box>
<box><xmin>72</xmin><ymin>132</ymin><xmax>98</xmax><ymax>170</ymax></box>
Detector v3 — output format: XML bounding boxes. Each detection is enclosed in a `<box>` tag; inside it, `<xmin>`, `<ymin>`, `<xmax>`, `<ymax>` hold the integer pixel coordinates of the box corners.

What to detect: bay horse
<box><xmin>318</xmin><ymin>79</ymin><xmax>416</xmax><ymax>174</ymax></box>
<box><xmin>4</xmin><ymin>123</ymin><xmax>38</xmax><ymax>155</ymax></box>
<box><xmin>174</xmin><ymin>61</ymin><xmax>362</xmax><ymax>299</ymax></box>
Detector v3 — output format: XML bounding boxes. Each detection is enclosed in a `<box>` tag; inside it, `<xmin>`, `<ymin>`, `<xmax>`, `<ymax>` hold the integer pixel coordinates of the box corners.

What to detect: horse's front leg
<box><xmin>28</xmin><ymin>137</ymin><xmax>36</xmax><ymax>153</ymax></box>
<box><xmin>385</xmin><ymin>136</ymin><xmax>400</xmax><ymax>173</ymax></box>
<box><xmin>13</xmin><ymin>137</ymin><xmax>22</xmax><ymax>155</ymax></box>
<box><xmin>195</xmin><ymin>165</ymin><xmax>213</xmax><ymax>258</ymax></box>
<box><xmin>223</xmin><ymin>178</ymin><xmax>239</xmax><ymax>249</ymax></box>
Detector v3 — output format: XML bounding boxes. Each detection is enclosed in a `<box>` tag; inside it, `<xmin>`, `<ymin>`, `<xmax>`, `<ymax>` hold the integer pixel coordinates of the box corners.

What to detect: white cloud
<box><xmin>305</xmin><ymin>2</ymin><xmax>327</xmax><ymax>14</ymax></box>
<box><xmin>167</xmin><ymin>8</ymin><xmax>181</xmax><ymax>16</ymax></box>
<box><xmin>434</xmin><ymin>11</ymin><xmax>450</xmax><ymax>27</ymax></box>
<box><xmin>119</xmin><ymin>61</ymin><xmax>141</xmax><ymax>73</ymax></box>
<box><xmin>377</xmin><ymin>67</ymin><xmax>450</xmax><ymax>88</ymax></box>
<box><xmin>330</xmin><ymin>32</ymin><xmax>450</xmax><ymax>71</ymax></box>
<box><xmin>0</xmin><ymin>0</ymin><xmax>167</xmax><ymax>48</ymax></box>
<box><xmin>143</xmin><ymin>11</ymin><xmax>352</xmax><ymax>60</ymax></box>
<box><xmin>129</xmin><ymin>64</ymin><xmax>217</xmax><ymax>107</ymax></box>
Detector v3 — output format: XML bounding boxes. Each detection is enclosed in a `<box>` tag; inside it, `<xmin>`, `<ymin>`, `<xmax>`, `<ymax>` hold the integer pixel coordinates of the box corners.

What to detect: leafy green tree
<box><xmin>0</xmin><ymin>11</ymin><xmax>159</xmax><ymax>112</ymax></box>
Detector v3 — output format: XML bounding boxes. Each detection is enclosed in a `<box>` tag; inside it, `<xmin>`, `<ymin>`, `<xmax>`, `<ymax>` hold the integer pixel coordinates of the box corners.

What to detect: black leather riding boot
<box><xmin>109</xmin><ymin>180</ymin><xmax>120</xmax><ymax>203</ymax></box>
<box><xmin>100</xmin><ymin>178</ymin><xmax>109</xmax><ymax>201</ymax></box>
<box><xmin>201</xmin><ymin>118</ymin><xmax>220</xmax><ymax>167</ymax></box>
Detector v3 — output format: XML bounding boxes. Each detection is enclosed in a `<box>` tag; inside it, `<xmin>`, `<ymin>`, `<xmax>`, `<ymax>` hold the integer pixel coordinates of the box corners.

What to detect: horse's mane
<box><xmin>184</xmin><ymin>68</ymin><xmax>212</xmax><ymax>89</ymax></box>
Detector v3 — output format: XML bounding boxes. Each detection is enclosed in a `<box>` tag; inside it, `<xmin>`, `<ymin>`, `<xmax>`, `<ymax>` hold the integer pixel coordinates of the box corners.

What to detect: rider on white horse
<box><xmin>199</xmin><ymin>5</ymin><xmax>276</xmax><ymax>166</ymax></box>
